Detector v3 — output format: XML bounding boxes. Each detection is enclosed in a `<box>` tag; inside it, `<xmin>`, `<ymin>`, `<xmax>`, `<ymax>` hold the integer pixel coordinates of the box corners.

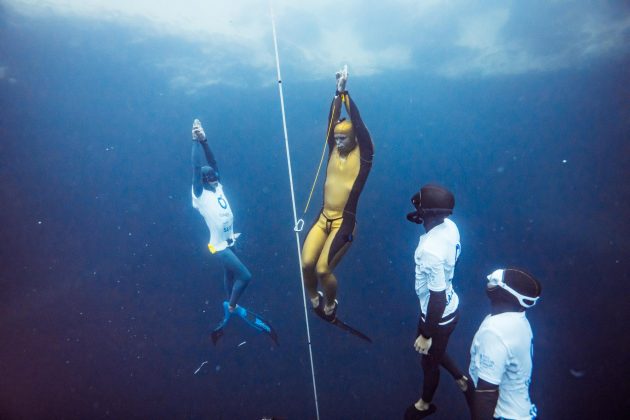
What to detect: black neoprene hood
<box><xmin>504</xmin><ymin>268</ymin><xmax>542</xmax><ymax>300</ymax></box>
<box><xmin>420</xmin><ymin>184</ymin><xmax>455</xmax><ymax>211</ymax></box>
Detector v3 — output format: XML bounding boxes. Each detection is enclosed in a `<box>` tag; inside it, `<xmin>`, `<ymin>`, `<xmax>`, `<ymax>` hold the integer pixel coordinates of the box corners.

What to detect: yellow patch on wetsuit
<box><xmin>323</xmin><ymin>146</ymin><xmax>361</xmax><ymax>219</ymax></box>
<box><xmin>208</xmin><ymin>243</ymin><xmax>217</xmax><ymax>254</ymax></box>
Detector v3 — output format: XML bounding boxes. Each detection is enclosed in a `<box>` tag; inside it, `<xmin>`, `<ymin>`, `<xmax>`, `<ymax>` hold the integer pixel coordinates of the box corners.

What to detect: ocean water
<box><xmin>0</xmin><ymin>3</ymin><xmax>628</xmax><ymax>419</ymax></box>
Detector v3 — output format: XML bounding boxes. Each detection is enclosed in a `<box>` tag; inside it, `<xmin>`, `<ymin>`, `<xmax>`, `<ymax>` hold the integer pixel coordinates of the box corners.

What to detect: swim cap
<box><xmin>334</xmin><ymin>119</ymin><xmax>354</xmax><ymax>139</ymax></box>
<box><xmin>420</xmin><ymin>184</ymin><xmax>454</xmax><ymax>214</ymax></box>
<box><xmin>201</xmin><ymin>166</ymin><xmax>219</xmax><ymax>184</ymax></box>
<box><xmin>486</xmin><ymin>268</ymin><xmax>541</xmax><ymax>308</ymax></box>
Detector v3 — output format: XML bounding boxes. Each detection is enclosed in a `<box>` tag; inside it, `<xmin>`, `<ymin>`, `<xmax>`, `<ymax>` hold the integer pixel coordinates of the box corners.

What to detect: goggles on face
<box><xmin>486</xmin><ymin>269</ymin><xmax>539</xmax><ymax>308</ymax></box>
<box><xmin>202</xmin><ymin>167</ymin><xmax>218</xmax><ymax>184</ymax></box>
<box><xmin>411</xmin><ymin>192</ymin><xmax>421</xmax><ymax>209</ymax></box>
<box><xmin>203</xmin><ymin>175</ymin><xmax>218</xmax><ymax>184</ymax></box>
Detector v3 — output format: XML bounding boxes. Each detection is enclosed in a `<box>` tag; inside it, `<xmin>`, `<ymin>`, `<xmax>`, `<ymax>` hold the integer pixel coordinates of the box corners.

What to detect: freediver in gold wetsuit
<box><xmin>302</xmin><ymin>66</ymin><xmax>374</xmax><ymax>322</ymax></box>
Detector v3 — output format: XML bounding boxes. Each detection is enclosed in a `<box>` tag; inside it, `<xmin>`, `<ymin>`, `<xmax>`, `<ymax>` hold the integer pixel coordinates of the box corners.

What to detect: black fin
<box><xmin>210</xmin><ymin>315</ymin><xmax>230</xmax><ymax>346</ymax></box>
<box><xmin>331</xmin><ymin>317</ymin><xmax>372</xmax><ymax>343</ymax></box>
<box><xmin>211</xmin><ymin>326</ymin><xmax>224</xmax><ymax>345</ymax></box>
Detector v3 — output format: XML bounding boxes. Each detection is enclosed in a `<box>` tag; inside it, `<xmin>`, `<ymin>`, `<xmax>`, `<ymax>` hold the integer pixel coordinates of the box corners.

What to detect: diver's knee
<box><xmin>301</xmin><ymin>259</ymin><xmax>315</xmax><ymax>271</ymax></box>
<box><xmin>421</xmin><ymin>356</ymin><xmax>439</xmax><ymax>372</ymax></box>
<box><xmin>315</xmin><ymin>263</ymin><xmax>331</xmax><ymax>279</ymax></box>
<box><xmin>240</xmin><ymin>270</ymin><xmax>252</xmax><ymax>284</ymax></box>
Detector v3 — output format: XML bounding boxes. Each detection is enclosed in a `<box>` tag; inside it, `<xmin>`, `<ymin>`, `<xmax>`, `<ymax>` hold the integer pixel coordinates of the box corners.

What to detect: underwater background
<box><xmin>0</xmin><ymin>1</ymin><xmax>628</xmax><ymax>419</ymax></box>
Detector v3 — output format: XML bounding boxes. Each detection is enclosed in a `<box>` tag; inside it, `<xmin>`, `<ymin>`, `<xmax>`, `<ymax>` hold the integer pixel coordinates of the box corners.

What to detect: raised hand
<box><xmin>192</xmin><ymin>118</ymin><xmax>206</xmax><ymax>142</ymax></box>
<box><xmin>336</xmin><ymin>64</ymin><xmax>348</xmax><ymax>93</ymax></box>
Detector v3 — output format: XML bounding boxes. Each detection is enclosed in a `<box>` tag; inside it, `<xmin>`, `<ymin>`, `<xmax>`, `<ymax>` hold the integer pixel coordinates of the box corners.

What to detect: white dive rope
<box><xmin>268</xmin><ymin>3</ymin><xmax>320</xmax><ymax>420</ymax></box>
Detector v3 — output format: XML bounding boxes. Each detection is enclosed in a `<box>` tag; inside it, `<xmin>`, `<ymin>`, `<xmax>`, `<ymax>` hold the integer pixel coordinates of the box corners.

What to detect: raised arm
<box><xmin>334</xmin><ymin>65</ymin><xmax>373</xmax><ymax>161</ymax></box>
<box><xmin>325</xmin><ymin>94</ymin><xmax>343</xmax><ymax>151</ymax></box>
<box><xmin>191</xmin><ymin>119</ymin><xmax>220</xmax><ymax>197</ymax></box>
<box><xmin>344</xmin><ymin>92</ymin><xmax>373</xmax><ymax>162</ymax></box>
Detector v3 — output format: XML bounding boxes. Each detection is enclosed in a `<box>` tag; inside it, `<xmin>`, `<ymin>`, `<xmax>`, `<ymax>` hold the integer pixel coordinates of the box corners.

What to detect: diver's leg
<box><xmin>415</xmin><ymin>319</ymin><xmax>455</xmax><ymax>410</ymax></box>
<box><xmin>435</xmin><ymin>349</ymin><xmax>475</xmax><ymax>409</ymax></box>
<box><xmin>301</xmin><ymin>215</ymin><xmax>328</xmax><ymax>303</ymax></box>
<box><xmin>437</xmin><ymin>318</ymin><xmax>474</xmax><ymax>407</ymax></box>
<box><xmin>441</xmin><ymin>352</ymin><xmax>467</xmax><ymax>382</ymax></box>
<box><xmin>218</xmin><ymin>248</ymin><xmax>252</xmax><ymax>309</ymax></box>
<box><xmin>223</xmin><ymin>264</ymin><xmax>235</xmax><ymax>300</ymax></box>
<box><xmin>442</xmin><ymin>350</ymin><xmax>475</xmax><ymax>410</ymax></box>
<box><xmin>316</xmin><ymin>217</ymin><xmax>355</xmax><ymax>307</ymax></box>
<box><xmin>437</xmin><ymin>318</ymin><xmax>464</xmax><ymax>379</ymax></box>
<box><xmin>420</xmin><ymin>351</ymin><xmax>442</xmax><ymax>406</ymax></box>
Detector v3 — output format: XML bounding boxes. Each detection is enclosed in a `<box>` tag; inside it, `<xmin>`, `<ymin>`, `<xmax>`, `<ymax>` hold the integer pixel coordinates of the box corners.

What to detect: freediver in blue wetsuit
<box><xmin>190</xmin><ymin>119</ymin><xmax>277</xmax><ymax>345</ymax></box>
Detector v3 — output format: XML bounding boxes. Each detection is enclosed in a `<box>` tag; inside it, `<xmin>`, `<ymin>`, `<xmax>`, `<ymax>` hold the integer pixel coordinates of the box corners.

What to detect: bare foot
<box><xmin>414</xmin><ymin>399</ymin><xmax>430</xmax><ymax>411</ymax></box>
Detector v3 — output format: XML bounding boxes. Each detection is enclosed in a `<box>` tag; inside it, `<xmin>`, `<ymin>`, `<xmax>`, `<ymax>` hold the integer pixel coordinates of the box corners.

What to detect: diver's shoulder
<box><xmin>430</xmin><ymin>218</ymin><xmax>459</xmax><ymax>240</ymax></box>
<box><xmin>484</xmin><ymin>312</ymin><xmax>530</xmax><ymax>333</ymax></box>
<box><xmin>443</xmin><ymin>217</ymin><xmax>459</xmax><ymax>231</ymax></box>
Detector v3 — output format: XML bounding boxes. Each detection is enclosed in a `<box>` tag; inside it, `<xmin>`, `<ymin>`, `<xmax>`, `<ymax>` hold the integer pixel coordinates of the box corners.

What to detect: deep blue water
<box><xmin>1</xmin><ymin>7</ymin><xmax>629</xmax><ymax>420</ymax></box>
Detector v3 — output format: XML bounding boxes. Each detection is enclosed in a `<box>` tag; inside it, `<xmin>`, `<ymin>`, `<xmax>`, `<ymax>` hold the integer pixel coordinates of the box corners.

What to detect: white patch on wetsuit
<box><xmin>192</xmin><ymin>183</ymin><xmax>235</xmax><ymax>252</ymax></box>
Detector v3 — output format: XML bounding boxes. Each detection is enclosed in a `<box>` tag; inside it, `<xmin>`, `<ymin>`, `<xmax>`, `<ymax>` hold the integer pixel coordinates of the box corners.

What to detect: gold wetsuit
<box><xmin>301</xmin><ymin>92</ymin><xmax>374</xmax><ymax>303</ymax></box>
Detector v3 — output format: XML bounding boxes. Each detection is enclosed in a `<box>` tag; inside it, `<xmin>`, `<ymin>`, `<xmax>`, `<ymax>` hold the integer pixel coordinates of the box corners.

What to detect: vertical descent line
<box><xmin>268</xmin><ymin>2</ymin><xmax>321</xmax><ymax>420</ymax></box>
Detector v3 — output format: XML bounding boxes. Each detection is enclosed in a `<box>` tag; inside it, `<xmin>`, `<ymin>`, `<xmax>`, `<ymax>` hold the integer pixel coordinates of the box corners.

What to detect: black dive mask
<box><xmin>201</xmin><ymin>166</ymin><xmax>219</xmax><ymax>184</ymax></box>
<box><xmin>406</xmin><ymin>192</ymin><xmax>425</xmax><ymax>224</ymax></box>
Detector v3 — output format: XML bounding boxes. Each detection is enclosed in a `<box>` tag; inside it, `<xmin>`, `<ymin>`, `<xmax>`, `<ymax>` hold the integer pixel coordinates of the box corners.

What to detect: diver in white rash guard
<box><xmin>405</xmin><ymin>184</ymin><xmax>472</xmax><ymax>419</ymax></box>
<box><xmin>190</xmin><ymin>119</ymin><xmax>277</xmax><ymax>345</ymax></box>
<box><xmin>469</xmin><ymin>268</ymin><xmax>541</xmax><ymax>420</ymax></box>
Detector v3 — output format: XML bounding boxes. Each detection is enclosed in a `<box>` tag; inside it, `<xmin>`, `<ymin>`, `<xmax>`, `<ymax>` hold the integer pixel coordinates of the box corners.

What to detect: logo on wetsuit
<box><xmin>217</xmin><ymin>196</ymin><xmax>227</xmax><ymax>209</ymax></box>
<box><xmin>446</xmin><ymin>288</ymin><xmax>454</xmax><ymax>305</ymax></box>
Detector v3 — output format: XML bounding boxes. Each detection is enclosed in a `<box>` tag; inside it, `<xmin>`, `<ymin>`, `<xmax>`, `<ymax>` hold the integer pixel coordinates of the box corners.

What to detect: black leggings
<box><xmin>416</xmin><ymin>315</ymin><xmax>465</xmax><ymax>403</ymax></box>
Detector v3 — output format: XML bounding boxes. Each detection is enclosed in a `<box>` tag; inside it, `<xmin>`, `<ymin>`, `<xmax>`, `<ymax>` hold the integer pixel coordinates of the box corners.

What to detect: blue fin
<box><xmin>234</xmin><ymin>305</ymin><xmax>279</xmax><ymax>345</ymax></box>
